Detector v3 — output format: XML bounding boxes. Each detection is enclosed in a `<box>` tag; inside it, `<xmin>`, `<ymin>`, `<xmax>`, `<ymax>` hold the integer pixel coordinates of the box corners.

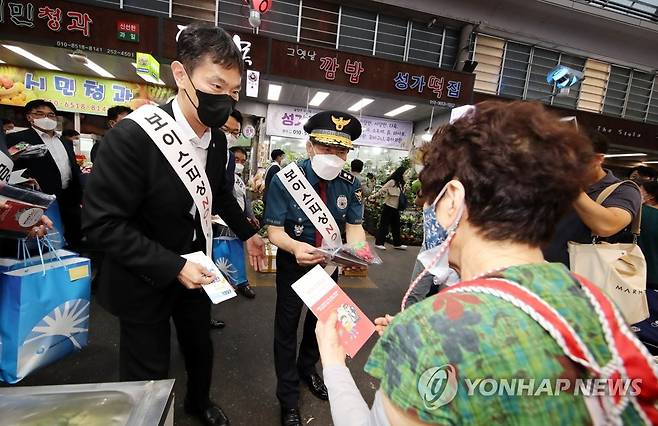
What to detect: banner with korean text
<box><xmin>266</xmin><ymin>104</ymin><xmax>413</xmax><ymax>150</ymax></box>
<box><xmin>0</xmin><ymin>65</ymin><xmax>175</xmax><ymax>116</ymax></box>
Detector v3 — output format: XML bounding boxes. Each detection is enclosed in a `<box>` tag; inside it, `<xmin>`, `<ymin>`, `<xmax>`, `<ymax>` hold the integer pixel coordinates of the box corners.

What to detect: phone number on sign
<box><xmin>55</xmin><ymin>41</ymin><xmax>134</xmax><ymax>58</ymax></box>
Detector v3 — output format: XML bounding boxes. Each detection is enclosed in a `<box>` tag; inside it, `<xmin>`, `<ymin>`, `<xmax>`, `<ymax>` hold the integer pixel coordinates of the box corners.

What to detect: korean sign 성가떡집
<box><xmin>0</xmin><ymin>65</ymin><xmax>175</xmax><ymax>115</ymax></box>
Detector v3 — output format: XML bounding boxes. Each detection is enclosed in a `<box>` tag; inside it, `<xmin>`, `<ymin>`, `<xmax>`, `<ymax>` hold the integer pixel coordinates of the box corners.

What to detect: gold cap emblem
<box><xmin>331</xmin><ymin>115</ymin><xmax>351</xmax><ymax>131</ymax></box>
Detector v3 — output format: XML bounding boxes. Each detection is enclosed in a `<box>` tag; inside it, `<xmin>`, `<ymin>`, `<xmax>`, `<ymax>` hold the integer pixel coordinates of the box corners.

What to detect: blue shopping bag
<box><xmin>0</xmin><ymin>255</ymin><xmax>91</xmax><ymax>383</ymax></box>
<box><xmin>40</xmin><ymin>200</ymin><xmax>67</xmax><ymax>250</ymax></box>
<box><xmin>212</xmin><ymin>237</ymin><xmax>247</xmax><ymax>287</ymax></box>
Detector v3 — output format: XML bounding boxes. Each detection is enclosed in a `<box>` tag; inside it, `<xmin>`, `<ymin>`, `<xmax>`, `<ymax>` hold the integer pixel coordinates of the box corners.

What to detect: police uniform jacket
<box><xmin>264</xmin><ymin>158</ymin><xmax>363</xmax><ymax>246</ymax></box>
<box><xmin>82</xmin><ymin>102</ymin><xmax>256</xmax><ymax>323</ymax></box>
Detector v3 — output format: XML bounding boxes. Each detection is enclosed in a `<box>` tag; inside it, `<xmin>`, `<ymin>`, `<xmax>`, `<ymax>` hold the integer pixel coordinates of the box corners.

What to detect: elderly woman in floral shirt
<box><xmin>316</xmin><ymin>101</ymin><xmax>658</xmax><ymax>425</ymax></box>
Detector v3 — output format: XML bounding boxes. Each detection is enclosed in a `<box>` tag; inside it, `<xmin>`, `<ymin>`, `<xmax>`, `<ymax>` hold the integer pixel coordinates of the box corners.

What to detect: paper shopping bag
<box><xmin>569</xmin><ymin>241</ymin><xmax>648</xmax><ymax>324</ymax></box>
<box><xmin>0</xmin><ymin>256</ymin><xmax>91</xmax><ymax>383</ymax></box>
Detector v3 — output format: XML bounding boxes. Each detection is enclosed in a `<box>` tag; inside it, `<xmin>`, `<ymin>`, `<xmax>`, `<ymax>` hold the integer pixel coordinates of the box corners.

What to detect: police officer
<box><xmin>264</xmin><ymin>111</ymin><xmax>366</xmax><ymax>426</ymax></box>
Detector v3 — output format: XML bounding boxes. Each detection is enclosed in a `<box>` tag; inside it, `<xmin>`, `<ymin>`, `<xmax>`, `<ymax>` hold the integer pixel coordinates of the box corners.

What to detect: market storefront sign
<box><xmin>163</xmin><ymin>20</ymin><xmax>269</xmax><ymax>71</ymax></box>
<box><xmin>0</xmin><ymin>65</ymin><xmax>175</xmax><ymax>115</ymax></box>
<box><xmin>268</xmin><ymin>40</ymin><xmax>474</xmax><ymax>107</ymax></box>
<box><xmin>0</xmin><ymin>0</ymin><xmax>158</xmax><ymax>58</ymax></box>
<box><xmin>473</xmin><ymin>92</ymin><xmax>658</xmax><ymax>151</ymax></box>
<box><xmin>266</xmin><ymin>104</ymin><xmax>413</xmax><ymax>149</ymax></box>
<box><xmin>117</xmin><ymin>21</ymin><xmax>140</xmax><ymax>43</ymax></box>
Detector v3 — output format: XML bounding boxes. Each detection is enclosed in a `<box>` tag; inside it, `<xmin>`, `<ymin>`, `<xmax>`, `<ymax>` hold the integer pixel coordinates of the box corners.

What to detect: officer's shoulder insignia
<box><xmin>338</xmin><ymin>170</ymin><xmax>355</xmax><ymax>183</ymax></box>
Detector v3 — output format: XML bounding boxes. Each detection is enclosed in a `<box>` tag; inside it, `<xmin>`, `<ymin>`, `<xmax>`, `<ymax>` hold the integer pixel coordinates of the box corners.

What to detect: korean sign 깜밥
<box><xmin>0</xmin><ymin>65</ymin><xmax>175</xmax><ymax>116</ymax></box>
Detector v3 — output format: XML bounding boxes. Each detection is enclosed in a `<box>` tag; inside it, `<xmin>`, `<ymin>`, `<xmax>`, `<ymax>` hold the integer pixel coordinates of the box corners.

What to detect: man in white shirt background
<box><xmin>7</xmin><ymin>99</ymin><xmax>82</xmax><ymax>249</ymax></box>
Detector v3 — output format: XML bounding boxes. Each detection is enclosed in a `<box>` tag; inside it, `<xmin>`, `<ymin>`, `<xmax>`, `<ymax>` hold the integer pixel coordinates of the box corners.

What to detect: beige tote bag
<box><xmin>568</xmin><ymin>181</ymin><xmax>649</xmax><ymax>324</ymax></box>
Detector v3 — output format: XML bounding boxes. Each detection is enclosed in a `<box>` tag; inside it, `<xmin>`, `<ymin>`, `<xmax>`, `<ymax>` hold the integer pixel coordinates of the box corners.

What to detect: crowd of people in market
<box><xmin>2</xmin><ymin>22</ymin><xmax>658</xmax><ymax>426</ymax></box>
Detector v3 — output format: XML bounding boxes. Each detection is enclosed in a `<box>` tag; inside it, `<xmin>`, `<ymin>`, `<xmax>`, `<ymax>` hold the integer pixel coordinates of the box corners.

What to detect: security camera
<box><xmin>248</xmin><ymin>9</ymin><xmax>261</xmax><ymax>29</ymax></box>
<box><xmin>69</xmin><ymin>50</ymin><xmax>88</xmax><ymax>65</ymax></box>
<box><xmin>547</xmin><ymin>65</ymin><xmax>584</xmax><ymax>90</ymax></box>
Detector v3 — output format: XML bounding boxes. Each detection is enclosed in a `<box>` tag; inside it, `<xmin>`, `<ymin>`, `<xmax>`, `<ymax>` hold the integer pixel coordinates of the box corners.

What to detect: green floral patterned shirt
<box><xmin>365</xmin><ymin>263</ymin><xmax>646</xmax><ymax>425</ymax></box>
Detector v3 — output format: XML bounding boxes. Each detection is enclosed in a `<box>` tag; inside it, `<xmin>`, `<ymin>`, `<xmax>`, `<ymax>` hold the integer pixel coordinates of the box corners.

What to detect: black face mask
<box><xmin>184</xmin><ymin>70</ymin><xmax>236</xmax><ymax>128</ymax></box>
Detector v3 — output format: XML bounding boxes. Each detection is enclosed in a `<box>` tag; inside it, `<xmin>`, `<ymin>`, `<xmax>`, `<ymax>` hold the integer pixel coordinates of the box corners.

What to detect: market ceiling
<box><xmin>0</xmin><ymin>41</ymin><xmax>444</xmax><ymax>122</ymax></box>
<box><xmin>0</xmin><ymin>40</ymin><xmax>177</xmax><ymax>87</ymax></box>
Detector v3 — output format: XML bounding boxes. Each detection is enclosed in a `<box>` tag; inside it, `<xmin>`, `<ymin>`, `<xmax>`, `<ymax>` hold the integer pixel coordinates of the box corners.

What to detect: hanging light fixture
<box><xmin>422</xmin><ymin>107</ymin><xmax>435</xmax><ymax>142</ymax></box>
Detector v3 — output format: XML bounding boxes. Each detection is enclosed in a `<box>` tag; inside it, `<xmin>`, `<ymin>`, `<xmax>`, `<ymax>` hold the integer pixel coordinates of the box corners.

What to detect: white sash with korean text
<box><xmin>127</xmin><ymin>105</ymin><xmax>213</xmax><ymax>256</ymax></box>
<box><xmin>277</xmin><ymin>162</ymin><xmax>341</xmax><ymax>248</ymax></box>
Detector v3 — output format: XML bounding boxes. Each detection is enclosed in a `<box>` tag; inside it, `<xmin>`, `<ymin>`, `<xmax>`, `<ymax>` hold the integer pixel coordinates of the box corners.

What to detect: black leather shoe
<box><xmin>281</xmin><ymin>407</ymin><xmax>301</xmax><ymax>426</ymax></box>
<box><xmin>236</xmin><ymin>284</ymin><xmax>256</xmax><ymax>299</ymax></box>
<box><xmin>301</xmin><ymin>372</ymin><xmax>328</xmax><ymax>401</ymax></box>
<box><xmin>184</xmin><ymin>399</ymin><xmax>230</xmax><ymax>426</ymax></box>
<box><xmin>210</xmin><ymin>319</ymin><xmax>226</xmax><ymax>329</ymax></box>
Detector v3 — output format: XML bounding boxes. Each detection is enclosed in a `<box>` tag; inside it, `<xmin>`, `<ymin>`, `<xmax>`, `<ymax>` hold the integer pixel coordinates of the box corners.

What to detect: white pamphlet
<box><xmin>182</xmin><ymin>251</ymin><xmax>237</xmax><ymax>304</ymax></box>
<box><xmin>9</xmin><ymin>169</ymin><xmax>29</xmax><ymax>185</ymax></box>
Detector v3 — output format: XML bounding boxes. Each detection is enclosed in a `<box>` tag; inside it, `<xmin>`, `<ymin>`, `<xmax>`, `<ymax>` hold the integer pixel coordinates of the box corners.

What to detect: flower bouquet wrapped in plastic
<box><xmin>312</xmin><ymin>241</ymin><xmax>382</xmax><ymax>268</ymax></box>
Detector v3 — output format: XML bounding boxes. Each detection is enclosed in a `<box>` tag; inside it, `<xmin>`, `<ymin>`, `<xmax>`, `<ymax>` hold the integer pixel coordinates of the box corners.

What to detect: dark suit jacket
<box><xmin>0</xmin><ymin>129</ymin><xmax>9</xmax><ymax>156</ymax></box>
<box><xmin>6</xmin><ymin>127</ymin><xmax>82</xmax><ymax>202</ymax></box>
<box><xmin>89</xmin><ymin>139</ymin><xmax>100</xmax><ymax>163</ymax></box>
<box><xmin>263</xmin><ymin>162</ymin><xmax>280</xmax><ymax>204</ymax></box>
<box><xmin>82</xmin><ymin>103</ymin><xmax>256</xmax><ymax>323</ymax></box>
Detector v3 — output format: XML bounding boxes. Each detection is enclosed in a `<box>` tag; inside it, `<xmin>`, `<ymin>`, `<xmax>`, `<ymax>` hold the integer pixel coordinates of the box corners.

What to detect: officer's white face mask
<box><xmin>235</xmin><ymin>163</ymin><xmax>245</xmax><ymax>174</ymax></box>
<box><xmin>310</xmin><ymin>145</ymin><xmax>345</xmax><ymax>180</ymax></box>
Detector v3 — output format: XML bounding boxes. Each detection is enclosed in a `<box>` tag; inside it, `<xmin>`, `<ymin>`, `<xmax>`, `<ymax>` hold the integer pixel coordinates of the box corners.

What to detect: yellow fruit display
<box><xmin>0</xmin><ymin>72</ymin><xmax>28</xmax><ymax>106</ymax></box>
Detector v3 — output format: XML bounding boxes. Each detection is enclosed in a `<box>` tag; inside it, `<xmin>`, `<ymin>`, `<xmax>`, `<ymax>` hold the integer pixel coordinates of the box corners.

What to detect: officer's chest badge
<box><xmin>294</xmin><ymin>224</ymin><xmax>304</xmax><ymax>236</ymax></box>
<box><xmin>337</xmin><ymin>194</ymin><xmax>348</xmax><ymax>210</ymax></box>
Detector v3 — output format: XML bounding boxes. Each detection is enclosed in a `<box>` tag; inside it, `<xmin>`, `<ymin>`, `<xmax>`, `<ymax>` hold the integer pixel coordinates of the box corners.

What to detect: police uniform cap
<box><xmin>303</xmin><ymin>110</ymin><xmax>362</xmax><ymax>150</ymax></box>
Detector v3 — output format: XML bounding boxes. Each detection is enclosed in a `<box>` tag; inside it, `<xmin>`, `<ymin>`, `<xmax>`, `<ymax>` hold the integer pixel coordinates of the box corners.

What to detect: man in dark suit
<box><xmin>264</xmin><ymin>148</ymin><xmax>285</xmax><ymax>205</ymax></box>
<box><xmin>7</xmin><ymin>100</ymin><xmax>82</xmax><ymax>249</ymax></box>
<box><xmin>82</xmin><ymin>23</ymin><xmax>266</xmax><ymax>426</ymax></box>
<box><xmin>90</xmin><ymin>105</ymin><xmax>133</xmax><ymax>163</ymax></box>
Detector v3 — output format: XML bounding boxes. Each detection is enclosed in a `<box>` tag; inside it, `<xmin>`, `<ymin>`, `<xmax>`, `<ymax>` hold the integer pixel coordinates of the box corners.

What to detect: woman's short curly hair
<box><xmin>420</xmin><ymin>100</ymin><xmax>594</xmax><ymax>246</ymax></box>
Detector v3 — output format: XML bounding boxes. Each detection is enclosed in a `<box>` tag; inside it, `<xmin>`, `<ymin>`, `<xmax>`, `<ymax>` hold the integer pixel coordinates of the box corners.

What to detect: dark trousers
<box><xmin>274</xmin><ymin>250</ymin><xmax>336</xmax><ymax>408</ymax></box>
<box><xmin>375</xmin><ymin>204</ymin><xmax>401</xmax><ymax>246</ymax></box>
<box><xmin>58</xmin><ymin>189</ymin><xmax>82</xmax><ymax>250</ymax></box>
<box><xmin>119</xmin><ymin>286</ymin><xmax>213</xmax><ymax>410</ymax></box>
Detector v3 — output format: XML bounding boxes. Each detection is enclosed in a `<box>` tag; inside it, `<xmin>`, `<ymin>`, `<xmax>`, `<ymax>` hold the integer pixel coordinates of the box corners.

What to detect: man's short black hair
<box><xmin>631</xmin><ymin>166</ymin><xmax>658</xmax><ymax>180</ymax></box>
<box><xmin>351</xmin><ymin>159</ymin><xmax>364</xmax><ymax>173</ymax></box>
<box><xmin>366</xmin><ymin>172</ymin><xmax>375</xmax><ymax>179</ymax></box>
<box><xmin>230</xmin><ymin>109</ymin><xmax>243</xmax><ymax>128</ymax></box>
<box><xmin>2</xmin><ymin>118</ymin><xmax>14</xmax><ymax>125</ymax></box>
<box><xmin>24</xmin><ymin>99</ymin><xmax>57</xmax><ymax>115</ymax></box>
<box><xmin>61</xmin><ymin>129</ymin><xmax>80</xmax><ymax>139</ymax></box>
<box><xmin>107</xmin><ymin>106</ymin><xmax>133</xmax><ymax>121</ymax></box>
<box><xmin>271</xmin><ymin>149</ymin><xmax>285</xmax><ymax>161</ymax></box>
<box><xmin>230</xmin><ymin>146</ymin><xmax>247</xmax><ymax>157</ymax></box>
<box><xmin>177</xmin><ymin>23</ymin><xmax>244</xmax><ymax>75</ymax></box>
<box><xmin>589</xmin><ymin>131</ymin><xmax>609</xmax><ymax>155</ymax></box>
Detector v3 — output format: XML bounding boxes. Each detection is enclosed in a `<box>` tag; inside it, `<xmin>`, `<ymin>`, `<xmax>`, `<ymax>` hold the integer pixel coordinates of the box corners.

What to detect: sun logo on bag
<box><xmin>332</xmin><ymin>116</ymin><xmax>351</xmax><ymax>131</ymax></box>
<box><xmin>214</xmin><ymin>257</ymin><xmax>238</xmax><ymax>284</ymax></box>
<box><xmin>18</xmin><ymin>299</ymin><xmax>90</xmax><ymax>378</ymax></box>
